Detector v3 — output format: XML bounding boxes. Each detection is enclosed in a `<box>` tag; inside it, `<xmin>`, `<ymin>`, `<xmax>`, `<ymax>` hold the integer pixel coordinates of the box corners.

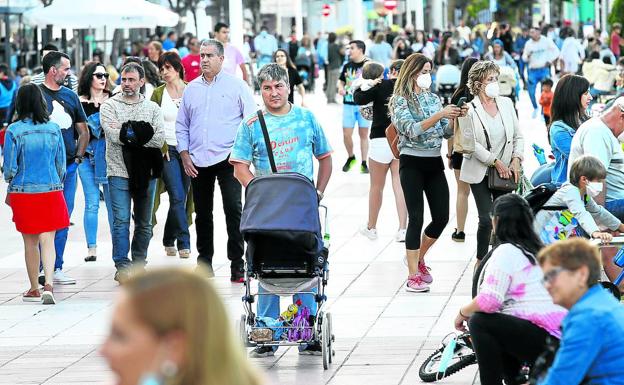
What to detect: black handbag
<box><xmin>473</xmin><ymin>104</ymin><xmax>518</xmax><ymax>192</ymax></box>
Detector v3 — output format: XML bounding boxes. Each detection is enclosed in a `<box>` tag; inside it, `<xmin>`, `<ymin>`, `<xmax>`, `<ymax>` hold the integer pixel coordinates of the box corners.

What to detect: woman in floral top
<box><xmin>388</xmin><ymin>53</ymin><xmax>466</xmax><ymax>293</ymax></box>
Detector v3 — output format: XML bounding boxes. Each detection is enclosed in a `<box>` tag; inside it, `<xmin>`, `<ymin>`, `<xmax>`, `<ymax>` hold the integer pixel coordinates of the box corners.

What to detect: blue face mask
<box><xmin>139</xmin><ymin>374</ymin><xmax>162</xmax><ymax>385</ymax></box>
<box><xmin>260</xmin><ymin>30</ymin><xmax>268</xmax><ymax>37</ymax></box>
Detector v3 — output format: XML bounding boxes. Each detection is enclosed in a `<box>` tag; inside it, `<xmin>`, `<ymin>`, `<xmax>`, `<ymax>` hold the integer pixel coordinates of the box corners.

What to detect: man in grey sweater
<box><xmin>100</xmin><ymin>63</ymin><xmax>164</xmax><ymax>282</ymax></box>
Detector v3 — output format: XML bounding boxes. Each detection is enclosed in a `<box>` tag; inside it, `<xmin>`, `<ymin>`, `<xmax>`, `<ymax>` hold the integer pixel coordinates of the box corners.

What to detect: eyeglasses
<box><xmin>93</xmin><ymin>72</ymin><xmax>110</xmax><ymax>80</ymax></box>
<box><xmin>542</xmin><ymin>266</ymin><xmax>567</xmax><ymax>285</ymax></box>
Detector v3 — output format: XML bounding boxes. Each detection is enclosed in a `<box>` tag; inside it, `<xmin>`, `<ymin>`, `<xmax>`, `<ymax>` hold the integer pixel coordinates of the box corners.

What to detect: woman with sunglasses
<box><xmin>273</xmin><ymin>48</ymin><xmax>305</xmax><ymax>107</ymax></box>
<box><xmin>77</xmin><ymin>62</ymin><xmax>113</xmax><ymax>262</ymax></box>
<box><xmin>454</xmin><ymin>194</ymin><xmax>566</xmax><ymax>385</ymax></box>
<box><xmin>537</xmin><ymin>238</ymin><xmax>624</xmax><ymax>384</ymax></box>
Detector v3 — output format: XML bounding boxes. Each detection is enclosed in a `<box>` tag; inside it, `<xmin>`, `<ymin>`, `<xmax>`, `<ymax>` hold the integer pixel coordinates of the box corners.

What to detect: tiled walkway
<box><xmin>0</xmin><ymin>87</ymin><xmax>546</xmax><ymax>384</ymax></box>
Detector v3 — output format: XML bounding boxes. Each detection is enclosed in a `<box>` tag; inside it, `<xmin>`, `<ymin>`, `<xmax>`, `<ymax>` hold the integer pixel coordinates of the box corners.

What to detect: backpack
<box><xmin>523</xmin><ymin>183</ymin><xmax>566</xmax><ymax>215</ymax></box>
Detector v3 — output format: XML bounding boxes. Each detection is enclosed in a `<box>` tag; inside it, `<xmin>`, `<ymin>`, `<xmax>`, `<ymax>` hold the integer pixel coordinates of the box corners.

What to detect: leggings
<box><xmin>470</xmin><ymin>176</ymin><xmax>507</xmax><ymax>260</ymax></box>
<box><xmin>399</xmin><ymin>155</ymin><xmax>449</xmax><ymax>250</ymax></box>
<box><xmin>469</xmin><ymin>312</ymin><xmax>552</xmax><ymax>385</ymax></box>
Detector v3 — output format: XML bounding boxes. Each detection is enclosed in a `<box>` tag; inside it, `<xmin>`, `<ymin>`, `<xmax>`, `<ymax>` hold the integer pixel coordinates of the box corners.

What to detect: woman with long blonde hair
<box><xmin>388</xmin><ymin>53</ymin><xmax>465</xmax><ymax>293</ymax></box>
<box><xmin>101</xmin><ymin>267</ymin><xmax>263</xmax><ymax>385</ymax></box>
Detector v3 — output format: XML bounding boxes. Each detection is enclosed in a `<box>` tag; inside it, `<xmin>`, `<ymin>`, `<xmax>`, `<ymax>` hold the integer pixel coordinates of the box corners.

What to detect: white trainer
<box><xmin>359</xmin><ymin>225</ymin><xmax>378</xmax><ymax>240</ymax></box>
<box><xmin>53</xmin><ymin>269</ymin><xmax>76</xmax><ymax>285</ymax></box>
<box><xmin>395</xmin><ymin>229</ymin><xmax>407</xmax><ymax>242</ymax></box>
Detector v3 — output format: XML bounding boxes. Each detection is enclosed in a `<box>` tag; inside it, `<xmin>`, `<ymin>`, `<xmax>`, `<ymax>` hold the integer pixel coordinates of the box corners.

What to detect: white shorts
<box><xmin>368</xmin><ymin>138</ymin><xmax>396</xmax><ymax>164</ymax></box>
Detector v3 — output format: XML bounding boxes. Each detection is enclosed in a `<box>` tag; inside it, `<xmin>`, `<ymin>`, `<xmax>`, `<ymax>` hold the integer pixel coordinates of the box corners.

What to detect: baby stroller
<box><xmin>435</xmin><ymin>64</ymin><xmax>461</xmax><ymax>105</ymax></box>
<box><xmin>238</xmin><ymin>172</ymin><xmax>335</xmax><ymax>369</ymax></box>
<box><xmin>295</xmin><ymin>50</ymin><xmax>315</xmax><ymax>91</ymax></box>
<box><xmin>498</xmin><ymin>66</ymin><xmax>518</xmax><ymax>107</ymax></box>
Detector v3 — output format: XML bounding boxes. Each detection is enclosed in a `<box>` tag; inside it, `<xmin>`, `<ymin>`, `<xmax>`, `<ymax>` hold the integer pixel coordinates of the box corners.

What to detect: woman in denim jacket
<box><xmin>3</xmin><ymin>83</ymin><xmax>69</xmax><ymax>304</ymax></box>
<box><xmin>389</xmin><ymin>53</ymin><xmax>465</xmax><ymax>293</ymax></box>
<box><xmin>77</xmin><ymin>62</ymin><xmax>113</xmax><ymax>262</ymax></box>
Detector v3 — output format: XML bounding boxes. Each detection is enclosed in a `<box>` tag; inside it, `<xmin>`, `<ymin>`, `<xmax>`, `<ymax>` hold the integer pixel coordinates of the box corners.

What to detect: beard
<box><xmin>122</xmin><ymin>89</ymin><xmax>136</xmax><ymax>97</ymax></box>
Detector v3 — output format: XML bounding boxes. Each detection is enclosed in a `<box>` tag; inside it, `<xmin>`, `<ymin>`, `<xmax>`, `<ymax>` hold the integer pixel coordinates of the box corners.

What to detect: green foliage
<box><xmin>465</xmin><ymin>0</ymin><xmax>489</xmax><ymax>19</ymax></box>
<box><xmin>609</xmin><ymin>0</ymin><xmax>624</xmax><ymax>28</ymax></box>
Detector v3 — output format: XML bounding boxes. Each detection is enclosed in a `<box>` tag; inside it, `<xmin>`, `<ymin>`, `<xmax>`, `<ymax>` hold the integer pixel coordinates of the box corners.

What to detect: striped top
<box><xmin>476</xmin><ymin>243</ymin><xmax>567</xmax><ymax>338</ymax></box>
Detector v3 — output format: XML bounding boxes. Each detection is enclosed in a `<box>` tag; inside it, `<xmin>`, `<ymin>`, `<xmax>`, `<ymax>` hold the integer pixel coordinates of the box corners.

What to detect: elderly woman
<box><xmin>389</xmin><ymin>53</ymin><xmax>465</xmax><ymax>292</ymax></box>
<box><xmin>537</xmin><ymin>238</ymin><xmax>624</xmax><ymax>384</ymax></box>
<box><xmin>101</xmin><ymin>267</ymin><xmax>264</xmax><ymax>385</ymax></box>
<box><xmin>460</xmin><ymin>60</ymin><xmax>524</xmax><ymax>262</ymax></box>
<box><xmin>455</xmin><ymin>194</ymin><xmax>566</xmax><ymax>385</ymax></box>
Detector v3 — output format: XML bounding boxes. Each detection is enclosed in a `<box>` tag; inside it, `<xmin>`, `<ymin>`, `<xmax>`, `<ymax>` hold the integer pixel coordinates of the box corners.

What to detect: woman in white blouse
<box><xmin>150</xmin><ymin>51</ymin><xmax>192</xmax><ymax>259</ymax></box>
<box><xmin>460</xmin><ymin>60</ymin><xmax>524</xmax><ymax>263</ymax></box>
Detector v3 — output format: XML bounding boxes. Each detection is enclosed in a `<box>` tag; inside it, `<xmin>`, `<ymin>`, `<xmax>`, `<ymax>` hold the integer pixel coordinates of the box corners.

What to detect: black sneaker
<box><xmin>84</xmin><ymin>255</ymin><xmax>97</xmax><ymax>262</ymax></box>
<box><xmin>342</xmin><ymin>156</ymin><xmax>356</xmax><ymax>172</ymax></box>
<box><xmin>249</xmin><ymin>346</ymin><xmax>275</xmax><ymax>358</ymax></box>
<box><xmin>230</xmin><ymin>269</ymin><xmax>244</xmax><ymax>283</ymax></box>
<box><xmin>38</xmin><ymin>273</ymin><xmax>45</xmax><ymax>286</ymax></box>
<box><xmin>452</xmin><ymin>229</ymin><xmax>465</xmax><ymax>243</ymax></box>
<box><xmin>360</xmin><ymin>162</ymin><xmax>369</xmax><ymax>174</ymax></box>
<box><xmin>299</xmin><ymin>341</ymin><xmax>322</xmax><ymax>355</ymax></box>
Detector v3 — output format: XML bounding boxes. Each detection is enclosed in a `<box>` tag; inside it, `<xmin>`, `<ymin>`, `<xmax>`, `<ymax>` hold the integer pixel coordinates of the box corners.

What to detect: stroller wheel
<box><xmin>326</xmin><ymin>312</ymin><xmax>335</xmax><ymax>363</ymax></box>
<box><xmin>321</xmin><ymin>312</ymin><xmax>331</xmax><ymax>370</ymax></box>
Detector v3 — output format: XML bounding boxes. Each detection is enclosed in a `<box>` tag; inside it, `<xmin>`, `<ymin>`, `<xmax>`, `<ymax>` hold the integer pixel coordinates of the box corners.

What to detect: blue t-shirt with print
<box><xmin>39</xmin><ymin>84</ymin><xmax>87</xmax><ymax>161</ymax></box>
<box><xmin>231</xmin><ymin>105</ymin><xmax>332</xmax><ymax>180</ymax></box>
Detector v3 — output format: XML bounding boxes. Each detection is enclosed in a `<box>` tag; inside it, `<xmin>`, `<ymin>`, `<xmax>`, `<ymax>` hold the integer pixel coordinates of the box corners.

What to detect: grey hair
<box><xmin>120</xmin><ymin>62</ymin><xmax>145</xmax><ymax>79</ymax></box>
<box><xmin>256</xmin><ymin>63</ymin><xmax>289</xmax><ymax>87</ymax></box>
<box><xmin>200</xmin><ymin>39</ymin><xmax>224</xmax><ymax>56</ymax></box>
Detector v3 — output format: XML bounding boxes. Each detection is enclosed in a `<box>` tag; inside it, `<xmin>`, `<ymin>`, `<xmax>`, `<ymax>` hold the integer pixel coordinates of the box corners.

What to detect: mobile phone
<box><xmin>456</xmin><ymin>97</ymin><xmax>467</xmax><ymax>108</ymax></box>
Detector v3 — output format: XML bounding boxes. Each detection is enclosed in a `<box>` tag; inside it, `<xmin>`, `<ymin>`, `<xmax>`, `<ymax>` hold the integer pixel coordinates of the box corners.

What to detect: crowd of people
<box><xmin>3</xmin><ymin>15</ymin><xmax>624</xmax><ymax>385</ymax></box>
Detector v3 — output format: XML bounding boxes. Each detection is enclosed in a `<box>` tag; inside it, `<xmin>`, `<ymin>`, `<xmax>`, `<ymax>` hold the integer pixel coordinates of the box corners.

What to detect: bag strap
<box><xmin>257</xmin><ymin>110</ymin><xmax>277</xmax><ymax>173</ymax></box>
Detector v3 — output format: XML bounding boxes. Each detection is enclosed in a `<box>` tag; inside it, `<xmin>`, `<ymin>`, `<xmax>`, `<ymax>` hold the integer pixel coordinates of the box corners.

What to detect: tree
<box><xmin>609</xmin><ymin>0</ymin><xmax>624</xmax><ymax>29</ymax></box>
<box><xmin>167</xmin><ymin>0</ymin><xmax>202</xmax><ymax>36</ymax></box>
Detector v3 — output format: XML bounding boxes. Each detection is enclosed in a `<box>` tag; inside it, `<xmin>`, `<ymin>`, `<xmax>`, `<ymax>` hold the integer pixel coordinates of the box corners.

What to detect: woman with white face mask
<box><xmin>459</xmin><ymin>60</ymin><xmax>524</xmax><ymax>264</ymax></box>
<box><xmin>388</xmin><ymin>53</ymin><xmax>467</xmax><ymax>293</ymax></box>
<box><xmin>534</xmin><ymin>155</ymin><xmax>624</xmax><ymax>244</ymax></box>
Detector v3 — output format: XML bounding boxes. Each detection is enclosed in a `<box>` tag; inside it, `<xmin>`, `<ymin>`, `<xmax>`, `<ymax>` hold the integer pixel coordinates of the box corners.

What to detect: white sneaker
<box><xmin>165</xmin><ymin>246</ymin><xmax>177</xmax><ymax>256</ymax></box>
<box><xmin>395</xmin><ymin>229</ymin><xmax>407</xmax><ymax>243</ymax></box>
<box><xmin>359</xmin><ymin>225</ymin><xmax>378</xmax><ymax>240</ymax></box>
<box><xmin>532</xmin><ymin>109</ymin><xmax>539</xmax><ymax>119</ymax></box>
<box><xmin>53</xmin><ymin>269</ymin><xmax>76</xmax><ymax>285</ymax></box>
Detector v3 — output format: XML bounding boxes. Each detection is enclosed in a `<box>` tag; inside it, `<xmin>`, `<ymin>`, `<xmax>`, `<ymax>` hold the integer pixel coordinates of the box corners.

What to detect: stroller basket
<box><xmin>241</xmin><ymin>173</ymin><xmax>325</xmax><ymax>279</ymax></box>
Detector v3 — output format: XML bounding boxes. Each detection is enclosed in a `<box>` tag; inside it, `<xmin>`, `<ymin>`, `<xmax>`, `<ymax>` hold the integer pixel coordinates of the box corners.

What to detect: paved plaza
<box><xmin>0</xmin><ymin>88</ymin><xmax>546</xmax><ymax>385</ymax></box>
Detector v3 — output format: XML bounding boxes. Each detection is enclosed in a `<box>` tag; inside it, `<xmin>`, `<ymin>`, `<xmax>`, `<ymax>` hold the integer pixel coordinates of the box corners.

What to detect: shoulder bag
<box><xmin>257</xmin><ymin>110</ymin><xmax>278</xmax><ymax>173</ymax></box>
<box><xmin>472</xmin><ymin>103</ymin><xmax>517</xmax><ymax>192</ymax></box>
<box><xmin>385</xmin><ymin>123</ymin><xmax>400</xmax><ymax>159</ymax></box>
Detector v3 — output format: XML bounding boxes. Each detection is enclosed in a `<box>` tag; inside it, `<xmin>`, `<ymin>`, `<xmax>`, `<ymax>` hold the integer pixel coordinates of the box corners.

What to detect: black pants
<box><xmin>469</xmin><ymin>312</ymin><xmax>551</xmax><ymax>385</ymax></box>
<box><xmin>191</xmin><ymin>158</ymin><xmax>244</xmax><ymax>273</ymax></box>
<box><xmin>470</xmin><ymin>176</ymin><xmax>507</xmax><ymax>259</ymax></box>
<box><xmin>399</xmin><ymin>155</ymin><xmax>449</xmax><ymax>250</ymax></box>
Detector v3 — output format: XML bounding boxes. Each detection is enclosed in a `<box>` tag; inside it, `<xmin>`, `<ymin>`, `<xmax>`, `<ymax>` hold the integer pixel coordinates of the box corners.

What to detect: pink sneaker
<box><xmin>406</xmin><ymin>274</ymin><xmax>430</xmax><ymax>292</ymax></box>
<box><xmin>418</xmin><ymin>262</ymin><xmax>433</xmax><ymax>284</ymax></box>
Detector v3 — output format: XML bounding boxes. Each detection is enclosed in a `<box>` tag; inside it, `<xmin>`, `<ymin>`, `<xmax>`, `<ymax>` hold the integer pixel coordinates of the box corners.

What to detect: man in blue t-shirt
<box><xmin>38</xmin><ymin>51</ymin><xmax>89</xmax><ymax>286</ymax></box>
<box><xmin>230</xmin><ymin>63</ymin><xmax>332</xmax><ymax>357</ymax></box>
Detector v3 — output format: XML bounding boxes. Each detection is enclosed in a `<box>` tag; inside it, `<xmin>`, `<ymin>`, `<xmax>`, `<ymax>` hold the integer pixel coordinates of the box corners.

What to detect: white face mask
<box><xmin>586</xmin><ymin>181</ymin><xmax>603</xmax><ymax>197</ymax></box>
<box><xmin>484</xmin><ymin>82</ymin><xmax>500</xmax><ymax>98</ymax></box>
<box><xmin>416</xmin><ymin>73</ymin><xmax>432</xmax><ymax>89</ymax></box>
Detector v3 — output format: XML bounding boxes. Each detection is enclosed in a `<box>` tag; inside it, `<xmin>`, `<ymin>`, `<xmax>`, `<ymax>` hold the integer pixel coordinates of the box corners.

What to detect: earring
<box><xmin>160</xmin><ymin>360</ymin><xmax>178</xmax><ymax>378</ymax></box>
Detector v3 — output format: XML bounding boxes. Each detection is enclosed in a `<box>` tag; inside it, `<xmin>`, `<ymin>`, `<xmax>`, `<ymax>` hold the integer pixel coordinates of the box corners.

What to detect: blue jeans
<box><xmin>527</xmin><ymin>67</ymin><xmax>551</xmax><ymax>109</ymax></box>
<box><xmin>53</xmin><ymin>161</ymin><xmax>79</xmax><ymax>270</ymax></box>
<box><xmin>162</xmin><ymin>146</ymin><xmax>191</xmax><ymax>250</ymax></box>
<box><xmin>606</xmin><ymin>199</ymin><xmax>624</xmax><ymax>222</ymax></box>
<box><xmin>108</xmin><ymin>176</ymin><xmax>156</xmax><ymax>269</ymax></box>
<box><xmin>257</xmin><ymin>285</ymin><xmax>318</xmax><ymax>351</ymax></box>
<box><xmin>78</xmin><ymin>160</ymin><xmax>113</xmax><ymax>248</ymax></box>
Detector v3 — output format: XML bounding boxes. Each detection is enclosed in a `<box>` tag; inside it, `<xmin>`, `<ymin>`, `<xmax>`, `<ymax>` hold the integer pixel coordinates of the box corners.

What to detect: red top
<box><xmin>540</xmin><ymin>90</ymin><xmax>554</xmax><ymax>116</ymax></box>
<box><xmin>611</xmin><ymin>32</ymin><xmax>621</xmax><ymax>57</ymax></box>
<box><xmin>181</xmin><ymin>54</ymin><xmax>201</xmax><ymax>82</ymax></box>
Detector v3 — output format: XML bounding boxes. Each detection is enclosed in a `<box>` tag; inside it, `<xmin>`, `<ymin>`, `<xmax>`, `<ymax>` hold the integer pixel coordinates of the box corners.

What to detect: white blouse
<box><xmin>161</xmin><ymin>88</ymin><xmax>181</xmax><ymax>146</ymax></box>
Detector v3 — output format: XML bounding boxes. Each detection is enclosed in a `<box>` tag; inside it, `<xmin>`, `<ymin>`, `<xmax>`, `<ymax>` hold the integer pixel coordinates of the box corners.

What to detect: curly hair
<box><xmin>467</xmin><ymin>60</ymin><xmax>500</xmax><ymax>96</ymax></box>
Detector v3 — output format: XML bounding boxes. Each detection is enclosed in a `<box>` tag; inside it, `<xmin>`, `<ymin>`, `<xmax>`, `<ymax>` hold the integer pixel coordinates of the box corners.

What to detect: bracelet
<box><xmin>459</xmin><ymin>308</ymin><xmax>468</xmax><ymax>318</ymax></box>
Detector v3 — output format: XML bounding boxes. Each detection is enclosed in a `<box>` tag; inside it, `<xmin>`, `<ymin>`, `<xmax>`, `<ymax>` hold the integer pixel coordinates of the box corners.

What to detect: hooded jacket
<box><xmin>100</xmin><ymin>93</ymin><xmax>164</xmax><ymax>179</ymax></box>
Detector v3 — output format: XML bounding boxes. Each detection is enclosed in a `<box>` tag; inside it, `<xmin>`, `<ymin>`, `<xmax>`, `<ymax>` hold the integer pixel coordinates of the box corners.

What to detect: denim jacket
<box><xmin>390</xmin><ymin>92</ymin><xmax>452</xmax><ymax>157</ymax></box>
<box><xmin>2</xmin><ymin>119</ymin><xmax>66</xmax><ymax>193</ymax></box>
<box><xmin>549</xmin><ymin>120</ymin><xmax>575</xmax><ymax>186</ymax></box>
<box><xmin>86</xmin><ymin>112</ymin><xmax>108</xmax><ymax>184</ymax></box>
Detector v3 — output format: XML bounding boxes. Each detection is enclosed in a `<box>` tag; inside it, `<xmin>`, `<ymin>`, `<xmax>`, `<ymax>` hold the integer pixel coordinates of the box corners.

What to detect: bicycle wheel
<box><xmin>418</xmin><ymin>344</ymin><xmax>476</xmax><ymax>382</ymax></box>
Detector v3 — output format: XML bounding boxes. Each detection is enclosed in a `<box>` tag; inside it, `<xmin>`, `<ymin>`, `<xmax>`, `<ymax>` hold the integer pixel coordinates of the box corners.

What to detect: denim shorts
<box><xmin>343</xmin><ymin>103</ymin><xmax>371</xmax><ymax>129</ymax></box>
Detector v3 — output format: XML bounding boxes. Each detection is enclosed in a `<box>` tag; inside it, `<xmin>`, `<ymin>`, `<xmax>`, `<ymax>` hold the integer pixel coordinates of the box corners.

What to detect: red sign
<box><xmin>322</xmin><ymin>3</ymin><xmax>330</xmax><ymax>17</ymax></box>
<box><xmin>383</xmin><ymin>0</ymin><xmax>397</xmax><ymax>10</ymax></box>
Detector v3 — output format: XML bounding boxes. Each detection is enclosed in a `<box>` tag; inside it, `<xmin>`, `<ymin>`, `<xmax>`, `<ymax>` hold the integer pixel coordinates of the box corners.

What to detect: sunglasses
<box><xmin>93</xmin><ymin>72</ymin><xmax>110</xmax><ymax>80</ymax></box>
<box><xmin>542</xmin><ymin>266</ymin><xmax>568</xmax><ymax>285</ymax></box>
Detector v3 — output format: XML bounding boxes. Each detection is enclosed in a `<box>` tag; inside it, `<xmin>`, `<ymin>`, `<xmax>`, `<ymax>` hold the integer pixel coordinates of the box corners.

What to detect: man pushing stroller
<box><xmin>230</xmin><ymin>63</ymin><xmax>333</xmax><ymax>357</ymax></box>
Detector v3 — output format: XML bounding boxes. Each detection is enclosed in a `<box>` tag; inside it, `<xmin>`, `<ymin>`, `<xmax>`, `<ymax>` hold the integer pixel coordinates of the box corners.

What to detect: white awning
<box><xmin>24</xmin><ymin>0</ymin><xmax>179</xmax><ymax>29</ymax></box>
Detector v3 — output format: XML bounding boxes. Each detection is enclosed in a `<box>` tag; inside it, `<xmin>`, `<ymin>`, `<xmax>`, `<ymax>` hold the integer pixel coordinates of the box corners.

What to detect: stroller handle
<box><xmin>320</xmin><ymin>204</ymin><xmax>329</xmax><ymax>240</ymax></box>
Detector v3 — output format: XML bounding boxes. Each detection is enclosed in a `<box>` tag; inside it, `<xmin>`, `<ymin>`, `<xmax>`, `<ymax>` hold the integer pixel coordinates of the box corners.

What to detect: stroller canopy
<box><xmin>241</xmin><ymin>173</ymin><xmax>321</xmax><ymax>235</ymax></box>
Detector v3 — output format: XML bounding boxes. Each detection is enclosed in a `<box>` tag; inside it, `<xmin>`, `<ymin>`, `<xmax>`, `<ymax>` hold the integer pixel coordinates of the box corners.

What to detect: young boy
<box><xmin>539</xmin><ymin>78</ymin><xmax>554</xmax><ymax>125</ymax></box>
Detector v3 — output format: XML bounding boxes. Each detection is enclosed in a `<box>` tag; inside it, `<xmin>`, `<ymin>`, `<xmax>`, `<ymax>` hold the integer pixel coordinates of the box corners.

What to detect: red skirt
<box><xmin>9</xmin><ymin>191</ymin><xmax>70</xmax><ymax>234</ymax></box>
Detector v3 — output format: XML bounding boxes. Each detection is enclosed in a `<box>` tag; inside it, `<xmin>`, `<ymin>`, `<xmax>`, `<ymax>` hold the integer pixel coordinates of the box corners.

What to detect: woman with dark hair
<box><xmin>150</xmin><ymin>51</ymin><xmax>192</xmax><ymax>259</ymax></box>
<box><xmin>455</xmin><ymin>194</ymin><xmax>566</xmax><ymax>385</ymax></box>
<box><xmin>141</xmin><ymin>59</ymin><xmax>163</xmax><ymax>99</ymax></box>
<box><xmin>393</xmin><ymin>38</ymin><xmax>413</xmax><ymax>60</ymax></box>
<box><xmin>434</xmin><ymin>35</ymin><xmax>460</xmax><ymax>66</ymax></box>
<box><xmin>77</xmin><ymin>62</ymin><xmax>113</xmax><ymax>262</ymax></box>
<box><xmin>537</xmin><ymin>238</ymin><xmax>624</xmax><ymax>384</ymax></box>
<box><xmin>389</xmin><ymin>53</ymin><xmax>465</xmax><ymax>292</ymax></box>
<box><xmin>447</xmin><ymin>57</ymin><xmax>478</xmax><ymax>243</ymax></box>
<box><xmin>549</xmin><ymin>74</ymin><xmax>592</xmax><ymax>185</ymax></box>
<box><xmin>3</xmin><ymin>83</ymin><xmax>69</xmax><ymax>304</ymax></box>
<box><xmin>273</xmin><ymin>48</ymin><xmax>305</xmax><ymax>106</ymax></box>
